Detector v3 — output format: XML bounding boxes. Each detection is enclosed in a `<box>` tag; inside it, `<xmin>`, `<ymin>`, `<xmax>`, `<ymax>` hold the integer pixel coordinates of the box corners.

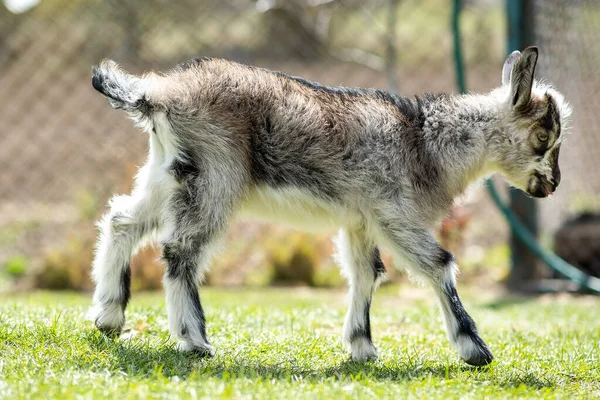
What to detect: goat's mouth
<box><xmin>527</xmin><ymin>175</ymin><xmax>555</xmax><ymax>198</ymax></box>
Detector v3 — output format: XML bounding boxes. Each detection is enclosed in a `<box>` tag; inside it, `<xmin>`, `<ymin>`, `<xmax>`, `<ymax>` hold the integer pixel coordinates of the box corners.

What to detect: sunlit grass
<box><xmin>0</xmin><ymin>286</ymin><xmax>598</xmax><ymax>399</ymax></box>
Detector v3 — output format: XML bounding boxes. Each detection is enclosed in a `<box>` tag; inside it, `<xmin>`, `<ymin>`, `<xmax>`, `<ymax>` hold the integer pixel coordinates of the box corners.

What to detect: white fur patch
<box><xmin>239</xmin><ymin>186</ymin><xmax>361</xmax><ymax>233</ymax></box>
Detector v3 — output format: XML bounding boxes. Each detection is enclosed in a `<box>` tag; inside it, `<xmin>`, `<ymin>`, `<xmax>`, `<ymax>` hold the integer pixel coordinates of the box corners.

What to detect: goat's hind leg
<box><xmin>337</xmin><ymin>227</ymin><xmax>386</xmax><ymax>361</ymax></box>
<box><xmin>161</xmin><ymin>233</ymin><xmax>216</xmax><ymax>356</ymax></box>
<box><xmin>90</xmin><ymin>194</ymin><xmax>157</xmax><ymax>335</ymax></box>
<box><xmin>162</xmin><ymin>219</ymin><xmax>228</xmax><ymax>355</ymax></box>
<box><xmin>161</xmin><ymin>160</ymin><xmax>242</xmax><ymax>355</ymax></box>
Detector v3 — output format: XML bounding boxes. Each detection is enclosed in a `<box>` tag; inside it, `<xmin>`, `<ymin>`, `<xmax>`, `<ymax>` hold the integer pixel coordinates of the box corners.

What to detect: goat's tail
<box><xmin>92</xmin><ymin>59</ymin><xmax>152</xmax><ymax>114</ymax></box>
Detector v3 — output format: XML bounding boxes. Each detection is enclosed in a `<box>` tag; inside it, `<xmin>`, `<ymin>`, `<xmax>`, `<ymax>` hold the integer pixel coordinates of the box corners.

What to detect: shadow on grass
<box><xmin>85</xmin><ymin>330</ymin><xmax>198</xmax><ymax>378</ymax></box>
<box><xmin>84</xmin><ymin>331</ymin><xmax>555</xmax><ymax>389</ymax></box>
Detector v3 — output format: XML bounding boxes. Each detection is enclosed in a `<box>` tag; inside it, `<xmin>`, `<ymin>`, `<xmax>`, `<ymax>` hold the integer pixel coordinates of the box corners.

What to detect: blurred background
<box><xmin>1</xmin><ymin>0</ymin><xmax>599</xmax><ymax>292</ymax></box>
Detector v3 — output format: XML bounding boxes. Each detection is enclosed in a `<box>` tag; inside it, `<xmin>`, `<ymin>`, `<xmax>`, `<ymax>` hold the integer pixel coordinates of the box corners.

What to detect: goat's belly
<box><xmin>237</xmin><ymin>187</ymin><xmax>359</xmax><ymax>233</ymax></box>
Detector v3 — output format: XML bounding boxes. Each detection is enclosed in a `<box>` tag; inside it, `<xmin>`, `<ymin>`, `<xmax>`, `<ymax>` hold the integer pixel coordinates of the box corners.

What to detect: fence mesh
<box><xmin>533</xmin><ymin>0</ymin><xmax>600</xmax><ymax>278</ymax></box>
<box><xmin>2</xmin><ymin>0</ymin><xmax>594</xmax><ymax>287</ymax></box>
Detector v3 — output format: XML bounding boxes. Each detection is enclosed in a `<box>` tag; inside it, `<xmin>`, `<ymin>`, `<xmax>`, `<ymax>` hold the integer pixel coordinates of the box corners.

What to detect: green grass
<box><xmin>0</xmin><ymin>285</ymin><xmax>598</xmax><ymax>399</ymax></box>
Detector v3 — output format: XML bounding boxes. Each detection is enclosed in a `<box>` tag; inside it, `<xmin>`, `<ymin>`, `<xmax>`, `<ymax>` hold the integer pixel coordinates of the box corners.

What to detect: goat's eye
<box><xmin>537</xmin><ymin>133</ymin><xmax>549</xmax><ymax>142</ymax></box>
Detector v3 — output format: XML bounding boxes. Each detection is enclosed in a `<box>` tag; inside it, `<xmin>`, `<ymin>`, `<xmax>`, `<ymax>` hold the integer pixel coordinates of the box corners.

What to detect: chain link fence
<box><xmin>536</xmin><ymin>0</ymin><xmax>600</xmax><ymax>226</ymax></box>
<box><xmin>533</xmin><ymin>0</ymin><xmax>600</xmax><ymax>279</ymax></box>
<box><xmin>3</xmin><ymin>0</ymin><xmax>593</xmax><ymax>288</ymax></box>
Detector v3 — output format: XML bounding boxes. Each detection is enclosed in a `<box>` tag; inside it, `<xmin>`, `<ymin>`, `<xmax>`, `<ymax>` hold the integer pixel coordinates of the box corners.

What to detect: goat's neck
<box><xmin>422</xmin><ymin>88</ymin><xmax>510</xmax><ymax>198</ymax></box>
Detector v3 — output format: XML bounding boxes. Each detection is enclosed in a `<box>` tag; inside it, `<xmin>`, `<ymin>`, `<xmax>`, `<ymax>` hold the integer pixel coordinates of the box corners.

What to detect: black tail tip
<box><xmin>91</xmin><ymin>67</ymin><xmax>106</xmax><ymax>94</ymax></box>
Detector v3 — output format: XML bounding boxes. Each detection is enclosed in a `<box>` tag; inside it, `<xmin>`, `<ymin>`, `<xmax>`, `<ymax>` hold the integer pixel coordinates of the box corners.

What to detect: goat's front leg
<box><xmin>380</xmin><ymin>222</ymin><xmax>493</xmax><ymax>366</ymax></box>
<box><xmin>336</xmin><ymin>227</ymin><xmax>387</xmax><ymax>361</ymax></box>
<box><xmin>90</xmin><ymin>194</ymin><xmax>158</xmax><ymax>334</ymax></box>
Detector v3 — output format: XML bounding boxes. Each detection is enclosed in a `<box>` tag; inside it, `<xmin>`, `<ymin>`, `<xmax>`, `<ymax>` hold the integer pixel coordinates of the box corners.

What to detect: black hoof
<box><xmin>95</xmin><ymin>320</ymin><xmax>123</xmax><ymax>337</ymax></box>
<box><xmin>462</xmin><ymin>346</ymin><xmax>494</xmax><ymax>367</ymax></box>
<box><xmin>190</xmin><ymin>347</ymin><xmax>214</xmax><ymax>358</ymax></box>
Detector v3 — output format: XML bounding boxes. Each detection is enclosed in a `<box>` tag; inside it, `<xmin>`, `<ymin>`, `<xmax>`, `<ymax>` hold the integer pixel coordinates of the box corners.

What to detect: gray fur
<box><xmin>88</xmin><ymin>47</ymin><xmax>571</xmax><ymax>365</ymax></box>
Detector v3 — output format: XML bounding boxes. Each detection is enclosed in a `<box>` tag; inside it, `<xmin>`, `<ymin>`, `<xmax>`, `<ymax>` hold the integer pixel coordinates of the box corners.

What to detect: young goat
<box><xmin>90</xmin><ymin>47</ymin><xmax>570</xmax><ymax>366</ymax></box>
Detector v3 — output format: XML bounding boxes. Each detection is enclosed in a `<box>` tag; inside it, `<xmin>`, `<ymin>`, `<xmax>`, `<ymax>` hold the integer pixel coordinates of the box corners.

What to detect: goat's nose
<box><xmin>554</xmin><ymin>167</ymin><xmax>561</xmax><ymax>188</ymax></box>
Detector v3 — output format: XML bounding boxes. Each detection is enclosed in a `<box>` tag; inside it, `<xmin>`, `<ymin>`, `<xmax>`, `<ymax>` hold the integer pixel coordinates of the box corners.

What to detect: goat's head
<box><xmin>495</xmin><ymin>47</ymin><xmax>571</xmax><ymax>198</ymax></box>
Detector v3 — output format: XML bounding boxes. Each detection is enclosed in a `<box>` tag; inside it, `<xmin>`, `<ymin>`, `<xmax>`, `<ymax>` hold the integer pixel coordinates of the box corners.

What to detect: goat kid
<box><xmin>89</xmin><ymin>47</ymin><xmax>570</xmax><ymax>366</ymax></box>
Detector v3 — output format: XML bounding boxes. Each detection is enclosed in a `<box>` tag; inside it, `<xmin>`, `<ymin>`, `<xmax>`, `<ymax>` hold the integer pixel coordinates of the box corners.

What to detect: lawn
<box><xmin>0</xmin><ymin>285</ymin><xmax>598</xmax><ymax>399</ymax></box>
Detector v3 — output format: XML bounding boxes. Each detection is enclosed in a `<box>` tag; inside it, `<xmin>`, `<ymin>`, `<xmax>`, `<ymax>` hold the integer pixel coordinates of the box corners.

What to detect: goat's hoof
<box><xmin>462</xmin><ymin>351</ymin><xmax>494</xmax><ymax>367</ymax></box>
<box><xmin>95</xmin><ymin>322</ymin><xmax>123</xmax><ymax>337</ymax></box>
<box><xmin>458</xmin><ymin>335</ymin><xmax>494</xmax><ymax>366</ymax></box>
<box><xmin>191</xmin><ymin>347</ymin><xmax>214</xmax><ymax>358</ymax></box>
<box><xmin>176</xmin><ymin>341</ymin><xmax>214</xmax><ymax>358</ymax></box>
<box><xmin>350</xmin><ymin>337</ymin><xmax>379</xmax><ymax>362</ymax></box>
<box><xmin>89</xmin><ymin>304</ymin><xmax>125</xmax><ymax>336</ymax></box>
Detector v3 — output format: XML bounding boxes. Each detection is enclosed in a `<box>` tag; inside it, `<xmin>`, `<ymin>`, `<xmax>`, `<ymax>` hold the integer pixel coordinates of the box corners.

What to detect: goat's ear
<box><xmin>510</xmin><ymin>46</ymin><xmax>538</xmax><ymax>109</ymax></box>
<box><xmin>502</xmin><ymin>50</ymin><xmax>521</xmax><ymax>86</ymax></box>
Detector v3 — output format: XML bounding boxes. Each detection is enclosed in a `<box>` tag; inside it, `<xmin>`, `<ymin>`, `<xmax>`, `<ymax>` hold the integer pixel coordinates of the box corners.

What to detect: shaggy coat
<box><xmin>89</xmin><ymin>47</ymin><xmax>570</xmax><ymax>366</ymax></box>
